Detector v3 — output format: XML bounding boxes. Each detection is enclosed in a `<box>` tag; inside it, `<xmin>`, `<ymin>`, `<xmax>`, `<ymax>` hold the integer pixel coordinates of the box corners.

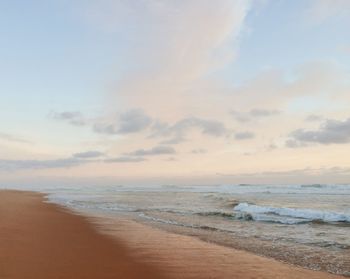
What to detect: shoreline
<box><xmin>130</xmin><ymin>213</ymin><xmax>350</xmax><ymax>276</ymax></box>
<box><xmin>1</xmin><ymin>190</ymin><xmax>346</xmax><ymax>279</ymax></box>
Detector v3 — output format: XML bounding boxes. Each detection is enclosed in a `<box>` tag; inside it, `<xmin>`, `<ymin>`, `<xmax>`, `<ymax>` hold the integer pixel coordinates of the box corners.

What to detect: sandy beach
<box><xmin>0</xmin><ymin>190</ymin><xmax>346</xmax><ymax>279</ymax></box>
<box><xmin>0</xmin><ymin>190</ymin><xmax>165</xmax><ymax>279</ymax></box>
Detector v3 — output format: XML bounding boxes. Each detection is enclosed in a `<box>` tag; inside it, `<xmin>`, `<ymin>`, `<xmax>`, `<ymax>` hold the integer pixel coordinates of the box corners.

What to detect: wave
<box><xmin>233</xmin><ymin>203</ymin><xmax>350</xmax><ymax>224</ymax></box>
<box><xmin>196</xmin><ymin>211</ymin><xmax>235</xmax><ymax>218</ymax></box>
<box><xmin>138</xmin><ymin>213</ymin><xmax>228</xmax><ymax>233</ymax></box>
<box><xmin>300</xmin><ymin>184</ymin><xmax>326</xmax><ymax>188</ymax></box>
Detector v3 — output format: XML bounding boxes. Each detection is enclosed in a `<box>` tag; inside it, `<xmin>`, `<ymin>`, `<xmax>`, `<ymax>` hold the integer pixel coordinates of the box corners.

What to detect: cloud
<box><xmin>305</xmin><ymin>114</ymin><xmax>324</xmax><ymax>122</ymax></box>
<box><xmin>0</xmin><ymin>158</ymin><xmax>84</xmax><ymax>171</ymax></box>
<box><xmin>230</xmin><ymin>110</ymin><xmax>251</xmax><ymax>123</ymax></box>
<box><xmin>266</xmin><ymin>143</ymin><xmax>277</xmax><ymax>151</ymax></box>
<box><xmin>125</xmin><ymin>145</ymin><xmax>176</xmax><ymax>157</ymax></box>
<box><xmin>0</xmin><ymin>150</ymin><xmax>105</xmax><ymax>171</ymax></box>
<box><xmin>94</xmin><ymin>109</ymin><xmax>152</xmax><ymax>135</ymax></box>
<box><xmin>73</xmin><ymin>150</ymin><xmax>105</xmax><ymax>158</ymax></box>
<box><xmin>51</xmin><ymin>107</ymin><xmax>230</xmax><ymax>145</ymax></box>
<box><xmin>82</xmin><ymin>0</ymin><xmax>253</xmax><ymax>122</ymax></box>
<box><xmin>230</xmin><ymin>61</ymin><xmax>350</xmax><ymax>111</ymax></box>
<box><xmin>191</xmin><ymin>148</ymin><xmax>207</xmax><ymax>154</ymax></box>
<box><xmin>47</xmin><ymin>1</ymin><xmax>254</xmax><ymax>155</ymax></box>
<box><xmin>234</xmin><ymin>131</ymin><xmax>255</xmax><ymax>140</ymax></box>
<box><xmin>160</xmin><ymin>135</ymin><xmax>186</xmax><ymax>145</ymax></box>
<box><xmin>50</xmin><ymin>111</ymin><xmax>87</xmax><ymax>126</ymax></box>
<box><xmin>285</xmin><ymin>139</ymin><xmax>308</xmax><ymax>149</ymax></box>
<box><xmin>52</xmin><ymin>108</ymin><xmax>153</xmax><ymax>136</ymax></box>
<box><xmin>151</xmin><ymin>117</ymin><xmax>228</xmax><ymax>144</ymax></box>
<box><xmin>0</xmin><ymin>148</ymin><xmax>154</xmax><ymax>170</ymax></box>
<box><xmin>93</xmin><ymin>122</ymin><xmax>118</xmax><ymax>135</ymax></box>
<box><xmin>104</xmin><ymin>157</ymin><xmax>146</xmax><ymax>163</ymax></box>
<box><xmin>171</xmin><ymin>117</ymin><xmax>227</xmax><ymax>137</ymax></box>
<box><xmin>249</xmin><ymin>108</ymin><xmax>280</xmax><ymax>117</ymax></box>
<box><xmin>289</xmin><ymin>117</ymin><xmax>350</xmax><ymax>145</ymax></box>
<box><xmin>0</xmin><ymin>133</ymin><xmax>32</xmax><ymax>144</ymax></box>
<box><xmin>231</xmin><ymin>108</ymin><xmax>280</xmax><ymax>122</ymax></box>
<box><xmin>117</xmin><ymin>109</ymin><xmax>152</xmax><ymax>134</ymax></box>
<box><xmin>87</xmin><ymin>0</ymin><xmax>252</xmax><ymax>82</ymax></box>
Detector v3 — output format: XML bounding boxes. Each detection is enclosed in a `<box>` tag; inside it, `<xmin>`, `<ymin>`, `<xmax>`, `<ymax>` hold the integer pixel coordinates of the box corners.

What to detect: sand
<box><xmin>0</xmin><ymin>190</ymin><xmax>165</xmax><ymax>279</ymax></box>
<box><xmin>0</xmin><ymin>190</ymin><xmax>346</xmax><ymax>279</ymax></box>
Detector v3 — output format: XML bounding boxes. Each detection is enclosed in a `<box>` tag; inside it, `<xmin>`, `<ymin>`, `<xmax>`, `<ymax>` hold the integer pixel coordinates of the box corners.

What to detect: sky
<box><xmin>1</xmin><ymin>0</ymin><xmax>350</xmax><ymax>186</ymax></box>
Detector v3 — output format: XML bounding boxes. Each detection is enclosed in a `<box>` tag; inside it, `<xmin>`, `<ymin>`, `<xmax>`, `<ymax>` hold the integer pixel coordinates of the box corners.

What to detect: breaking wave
<box><xmin>233</xmin><ymin>203</ymin><xmax>350</xmax><ymax>225</ymax></box>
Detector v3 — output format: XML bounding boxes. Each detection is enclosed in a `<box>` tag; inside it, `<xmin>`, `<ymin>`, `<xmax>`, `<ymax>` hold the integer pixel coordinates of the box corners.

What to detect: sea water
<box><xmin>4</xmin><ymin>184</ymin><xmax>350</xmax><ymax>276</ymax></box>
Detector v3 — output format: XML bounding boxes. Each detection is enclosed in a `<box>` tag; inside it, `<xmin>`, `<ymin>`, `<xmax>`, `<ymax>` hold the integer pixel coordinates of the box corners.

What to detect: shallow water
<box><xmin>4</xmin><ymin>184</ymin><xmax>350</xmax><ymax>276</ymax></box>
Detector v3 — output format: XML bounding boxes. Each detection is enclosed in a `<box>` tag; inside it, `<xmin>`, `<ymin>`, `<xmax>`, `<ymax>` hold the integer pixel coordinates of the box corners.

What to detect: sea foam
<box><xmin>233</xmin><ymin>202</ymin><xmax>350</xmax><ymax>224</ymax></box>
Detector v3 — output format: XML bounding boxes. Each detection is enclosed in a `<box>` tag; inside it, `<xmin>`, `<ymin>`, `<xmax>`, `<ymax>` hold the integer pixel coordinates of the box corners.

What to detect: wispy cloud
<box><xmin>94</xmin><ymin>109</ymin><xmax>152</xmax><ymax>135</ymax></box>
<box><xmin>304</xmin><ymin>114</ymin><xmax>324</xmax><ymax>122</ymax></box>
<box><xmin>52</xmin><ymin>108</ymin><xmax>153</xmax><ymax>136</ymax></box>
<box><xmin>83</xmin><ymin>0</ymin><xmax>253</xmax><ymax>122</ymax></box>
<box><xmin>104</xmin><ymin>157</ymin><xmax>146</xmax><ymax>163</ymax></box>
<box><xmin>151</xmin><ymin>117</ymin><xmax>228</xmax><ymax>144</ymax></box>
<box><xmin>250</xmin><ymin>108</ymin><xmax>280</xmax><ymax>117</ymax></box>
<box><xmin>191</xmin><ymin>148</ymin><xmax>207</xmax><ymax>154</ymax></box>
<box><xmin>231</xmin><ymin>108</ymin><xmax>280</xmax><ymax>123</ymax></box>
<box><xmin>285</xmin><ymin>139</ymin><xmax>308</xmax><ymax>149</ymax></box>
<box><xmin>49</xmin><ymin>111</ymin><xmax>87</xmax><ymax>126</ymax></box>
<box><xmin>124</xmin><ymin>145</ymin><xmax>176</xmax><ymax>157</ymax></box>
<box><xmin>1</xmin><ymin>151</ymin><xmax>102</xmax><ymax>171</ymax></box>
<box><xmin>51</xmin><ymin>108</ymin><xmax>230</xmax><ymax>145</ymax></box>
<box><xmin>234</xmin><ymin>131</ymin><xmax>255</xmax><ymax>140</ymax></box>
<box><xmin>73</xmin><ymin>150</ymin><xmax>105</xmax><ymax>158</ymax></box>
<box><xmin>0</xmin><ymin>158</ymin><xmax>84</xmax><ymax>171</ymax></box>
<box><xmin>0</xmin><ymin>133</ymin><xmax>32</xmax><ymax>144</ymax></box>
<box><xmin>230</xmin><ymin>61</ymin><xmax>349</xmax><ymax>109</ymax></box>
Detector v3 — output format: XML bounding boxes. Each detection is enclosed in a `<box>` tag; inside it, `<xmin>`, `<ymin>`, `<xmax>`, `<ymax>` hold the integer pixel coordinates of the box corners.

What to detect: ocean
<box><xmin>4</xmin><ymin>184</ymin><xmax>350</xmax><ymax>276</ymax></box>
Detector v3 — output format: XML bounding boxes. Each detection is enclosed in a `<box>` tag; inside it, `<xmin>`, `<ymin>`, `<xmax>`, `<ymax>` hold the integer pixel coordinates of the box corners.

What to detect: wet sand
<box><xmin>0</xmin><ymin>190</ymin><xmax>346</xmax><ymax>279</ymax></box>
<box><xmin>0</xmin><ymin>190</ymin><xmax>165</xmax><ymax>279</ymax></box>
